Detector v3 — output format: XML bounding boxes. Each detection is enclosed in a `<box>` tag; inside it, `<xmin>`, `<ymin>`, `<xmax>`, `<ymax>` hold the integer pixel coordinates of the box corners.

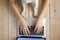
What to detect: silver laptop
<box><xmin>17</xmin><ymin>18</ymin><xmax>46</xmax><ymax>37</ymax></box>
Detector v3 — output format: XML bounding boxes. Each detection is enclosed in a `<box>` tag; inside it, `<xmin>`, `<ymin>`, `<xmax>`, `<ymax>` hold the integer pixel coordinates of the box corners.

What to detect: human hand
<box><xmin>20</xmin><ymin>20</ymin><xmax>30</xmax><ymax>35</ymax></box>
<box><xmin>34</xmin><ymin>20</ymin><xmax>43</xmax><ymax>34</ymax></box>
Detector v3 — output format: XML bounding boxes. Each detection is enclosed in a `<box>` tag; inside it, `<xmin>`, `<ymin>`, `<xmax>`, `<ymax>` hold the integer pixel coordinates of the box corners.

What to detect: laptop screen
<box><xmin>17</xmin><ymin>37</ymin><xmax>46</xmax><ymax>40</ymax></box>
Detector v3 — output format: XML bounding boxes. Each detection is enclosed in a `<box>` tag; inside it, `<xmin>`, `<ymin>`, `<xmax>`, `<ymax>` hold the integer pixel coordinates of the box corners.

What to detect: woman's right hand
<box><xmin>20</xmin><ymin>20</ymin><xmax>30</xmax><ymax>35</ymax></box>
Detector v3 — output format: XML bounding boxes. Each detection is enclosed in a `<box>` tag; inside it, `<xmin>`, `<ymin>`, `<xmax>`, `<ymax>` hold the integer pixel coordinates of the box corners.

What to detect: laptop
<box><xmin>17</xmin><ymin>18</ymin><xmax>46</xmax><ymax>40</ymax></box>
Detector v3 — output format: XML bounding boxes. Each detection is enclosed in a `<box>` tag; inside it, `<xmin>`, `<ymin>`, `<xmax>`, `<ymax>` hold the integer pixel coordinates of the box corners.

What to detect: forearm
<box><xmin>38</xmin><ymin>0</ymin><xmax>49</xmax><ymax>20</ymax></box>
<box><xmin>9</xmin><ymin>0</ymin><xmax>24</xmax><ymax>23</ymax></box>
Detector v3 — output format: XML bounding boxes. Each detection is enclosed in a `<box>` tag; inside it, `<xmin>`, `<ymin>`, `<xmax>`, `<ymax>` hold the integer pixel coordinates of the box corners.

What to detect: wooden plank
<box><xmin>45</xmin><ymin>5</ymin><xmax>50</xmax><ymax>40</ymax></box>
<box><xmin>0</xmin><ymin>0</ymin><xmax>9</xmax><ymax>40</ymax></box>
<box><xmin>50</xmin><ymin>0</ymin><xmax>57</xmax><ymax>40</ymax></box>
<box><xmin>55</xmin><ymin>19</ymin><xmax>60</xmax><ymax>40</ymax></box>
<box><xmin>9</xmin><ymin>5</ymin><xmax>18</xmax><ymax>40</ymax></box>
<box><xmin>54</xmin><ymin>0</ymin><xmax>60</xmax><ymax>40</ymax></box>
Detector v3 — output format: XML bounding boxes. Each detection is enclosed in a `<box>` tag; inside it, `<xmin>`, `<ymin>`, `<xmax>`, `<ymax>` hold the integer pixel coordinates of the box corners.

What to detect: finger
<box><xmin>36</xmin><ymin>27</ymin><xmax>40</xmax><ymax>34</ymax></box>
<box><xmin>38</xmin><ymin>28</ymin><xmax>41</xmax><ymax>34</ymax></box>
<box><xmin>36</xmin><ymin>26</ymin><xmax>42</xmax><ymax>34</ymax></box>
<box><xmin>26</xmin><ymin>25</ymin><xmax>30</xmax><ymax>34</ymax></box>
<box><xmin>23</xmin><ymin>26</ymin><xmax>27</xmax><ymax>35</ymax></box>
<box><xmin>28</xmin><ymin>25</ymin><xmax>31</xmax><ymax>28</ymax></box>
<box><xmin>20</xmin><ymin>29</ymin><xmax>23</xmax><ymax>34</ymax></box>
<box><xmin>20</xmin><ymin>26</ymin><xmax>23</xmax><ymax>34</ymax></box>
<box><xmin>26</xmin><ymin>27</ymin><xmax>30</xmax><ymax>35</ymax></box>
<box><xmin>40</xmin><ymin>27</ymin><xmax>43</xmax><ymax>32</ymax></box>
<box><xmin>23</xmin><ymin>25</ymin><xmax>29</xmax><ymax>35</ymax></box>
<box><xmin>24</xmin><ymin>28</ymin><xmax>28</xmax><ymax>35</ymax></box>
<box><xmin>34</xmin><ymin>25</ymin><xmax>38</xmax><ymax>32</ymax></box>
<box><xmin>23</xmin><ymin>29</ymin><xmax>26</xmax><ymax>35</ymax></box>
<box><xmin>36</xmin><ymin>25</ymin><xmax>41</xmax><ymax>34</ymax></box>
<box><xmin>36</xmin><ymin>29</ymin><xmax>41</xmax><ymax>34</ymax></box>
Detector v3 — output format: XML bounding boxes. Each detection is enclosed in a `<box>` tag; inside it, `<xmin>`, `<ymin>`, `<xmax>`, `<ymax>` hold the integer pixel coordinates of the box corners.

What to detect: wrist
<box><xmin>37</xmin><ymin>17</ymin><xmax>42</xmax><ymax>21</ymax></box>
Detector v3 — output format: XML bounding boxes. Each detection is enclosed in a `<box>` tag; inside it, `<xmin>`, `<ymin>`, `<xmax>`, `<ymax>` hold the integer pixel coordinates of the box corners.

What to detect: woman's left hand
<box><xmin>34</xmin><ymin>19</ymin><xmax>43</xmax><ymax>34</ymax></box>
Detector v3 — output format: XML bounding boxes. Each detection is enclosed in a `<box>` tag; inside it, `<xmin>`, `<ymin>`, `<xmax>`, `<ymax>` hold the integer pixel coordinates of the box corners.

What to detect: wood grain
<box><xmin>0</xmin><ymin>0</ymin><xmax>9</xmax><ymax>40</ymax></box>
<box><xmin>0</xmin><ymin>0</ymin><xmax>58</xmax><ymax>40</ymax></box>
<box><xmin>50</xmin><ymin>0</ymin><xmax>58</xmax><ymax>40</ymax></box>
<box><xmin>9</xmin><ymin>5</ymin><xmax>18</xmax><ymax>40</ymax></box>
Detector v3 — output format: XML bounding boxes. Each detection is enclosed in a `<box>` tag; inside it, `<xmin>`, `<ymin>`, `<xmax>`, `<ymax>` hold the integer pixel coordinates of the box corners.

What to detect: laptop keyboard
<box><xmin>19</xmin><ymin>26</ymin><xmax>44</xmax><ymax>35</ymax></box>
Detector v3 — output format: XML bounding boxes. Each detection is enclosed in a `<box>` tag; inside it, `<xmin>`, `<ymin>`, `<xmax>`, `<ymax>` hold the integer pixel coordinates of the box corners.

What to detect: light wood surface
<box><xmin>50</xmin><ymin>0</ymin><xmax>58</xmax><ymax>40</ymax></box>
<box><xmin>0</xmin><ymin>0</ymin><xmax>59</xmax><ymax>40</ymax></box>
<box><xmin>0</xmin><ymin>0</ymin><xmax>9</xmax><ymax>40</ymax></box>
